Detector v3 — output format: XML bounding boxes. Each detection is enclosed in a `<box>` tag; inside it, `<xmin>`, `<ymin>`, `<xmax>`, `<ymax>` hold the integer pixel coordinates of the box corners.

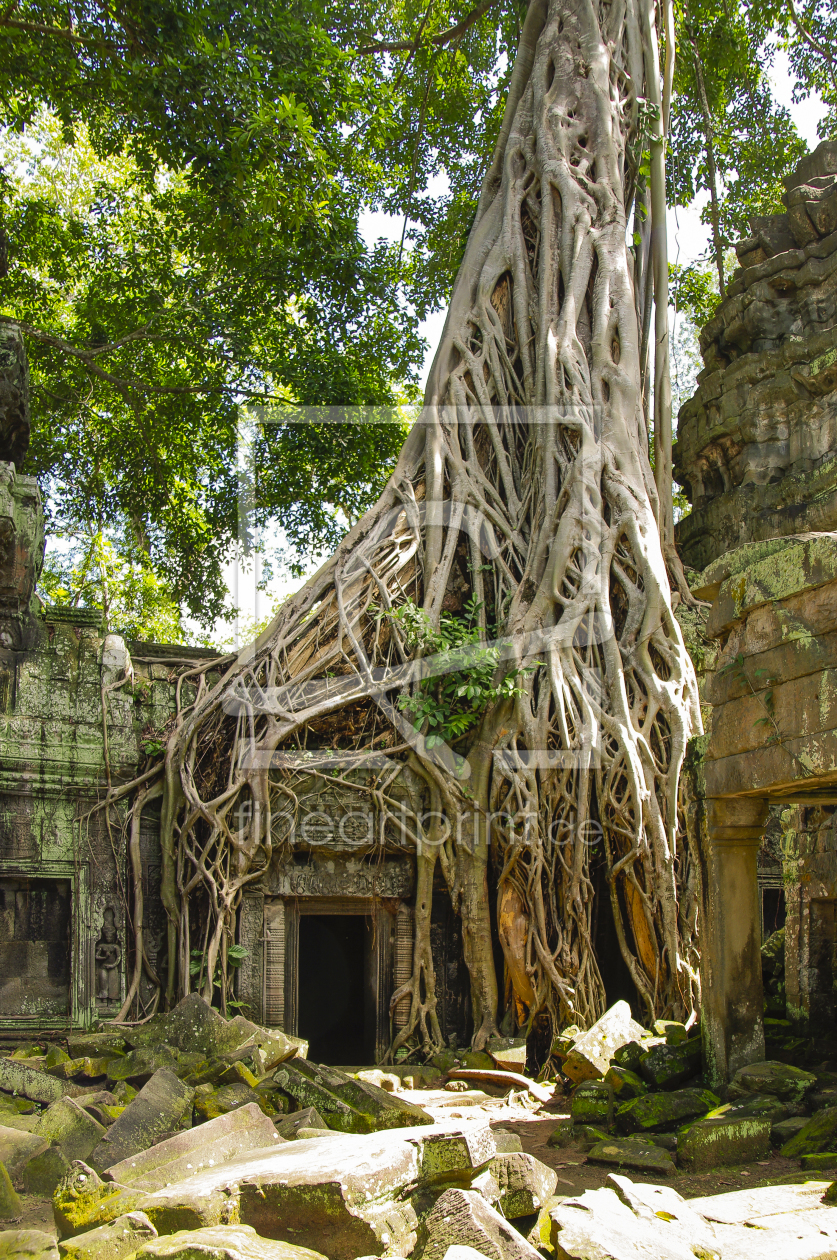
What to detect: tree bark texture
<box><xmin>129</xmin><ymin>0</ymin><xmax>702</xmax><ymax>1046</ymax></box>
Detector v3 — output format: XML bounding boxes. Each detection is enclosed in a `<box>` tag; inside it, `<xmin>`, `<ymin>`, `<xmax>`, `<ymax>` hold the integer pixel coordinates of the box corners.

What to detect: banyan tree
<box><xmin>115</xmin><ymin>0</ymin><xmax>703</xmax><ymax>1051</ymax></box>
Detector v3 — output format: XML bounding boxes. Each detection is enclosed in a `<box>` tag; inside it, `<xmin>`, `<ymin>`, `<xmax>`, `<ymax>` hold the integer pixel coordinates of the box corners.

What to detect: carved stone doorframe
<box><xmin>263</xmin><ymin>895</ymin><xmax>395</xmax><ymax>1063</ymax></box>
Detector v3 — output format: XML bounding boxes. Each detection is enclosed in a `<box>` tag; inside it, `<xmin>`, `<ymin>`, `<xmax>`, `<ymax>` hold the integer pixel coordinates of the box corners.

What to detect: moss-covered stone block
<box><xmin>678</xmin><ymin>1114</ymin><xmax>771</xmax><ymax>1171</ymax></box>
<box><xmin>604</xmin><ymin>1065</ymin><xmax>646</xmax><ymax>1100</ymax></box>
<box><xmin>569</xmin><ymin>1080</ymin><xmax>612</xmax><ymax>1126</ymax></box>
<box><xmin>637</xmin><ymin>1037</ymin><xmax>702</xmax><ymax>1090</ymax></box>
<box><xmin>0</xmin><ymin>1160</ymin><xmax>22</xmax><ymax>1220</ymax></box>
<box><xmin>782</xmin><ymin>1105</ymin><xmax>837</xmax><ymax>1156</ymax></box>
<box><xmin>729</xmin><ymin>1060</ymin><xmax>816</xmax><ymax>1104</ymax></box>
<box><xmin>800</xmin><ymin>1152</ymin><xmax>837</xmax><ymax>1171</ymax></box>
<box><xmin>616</xmin><ymin>1087</ymin><xmax>719</xmax><ymax>1133</ymax></box>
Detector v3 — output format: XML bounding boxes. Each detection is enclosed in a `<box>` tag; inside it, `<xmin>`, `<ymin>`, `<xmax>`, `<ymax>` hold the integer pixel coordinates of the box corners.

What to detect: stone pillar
<box><xmin>701</xmin><ymin>795</ymin><xmax>769</xmax><ymax>1087</ymax></box>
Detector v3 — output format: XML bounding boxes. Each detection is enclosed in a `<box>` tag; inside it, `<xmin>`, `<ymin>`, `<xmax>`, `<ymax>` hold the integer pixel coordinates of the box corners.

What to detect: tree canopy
<box><xmin>0</xmin><ymin>0</ymin><xmax>832</xmax><ymax>635</ymax></box>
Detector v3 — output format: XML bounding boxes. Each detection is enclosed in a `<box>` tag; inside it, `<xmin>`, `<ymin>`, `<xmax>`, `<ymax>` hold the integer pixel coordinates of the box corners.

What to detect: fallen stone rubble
<box><xmin>5</xmin><ymin>989</ymin><xmax>837</xmax><ymax>1258</ymax></box>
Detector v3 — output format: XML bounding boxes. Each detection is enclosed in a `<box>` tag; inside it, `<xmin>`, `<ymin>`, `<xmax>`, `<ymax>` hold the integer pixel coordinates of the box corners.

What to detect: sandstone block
<box><xmin>616</xmin><ymin>1087</ymin><xmax>719</xmax><ymax>1133</ymax></box>
<box><xmin>608</xmin><ymin>1175</ymin><xmax>719</xmax><ymax>1253</ymax></box>
<box><xmin>637</xmin><ymin>1037</ymin><xmax>702</xmax><ymax>1090</ymax></box>
<box><xmin>561</xmin><ymin>1003</ymin><xmax>646</xmax><ymax>1084</ymax></box>
<box><xmin>57</xmin><ymin>1212</ymin><xmax>158</xmax><ymax>1260</ymax></box>
<box><xmin>67</xmin><ymin>1037</ymin><xmax>126</xmax><ymax>1061</ymax></box>
<box><xmin>139</xmin><ymin>1129</ymin><xmax>421</xmax><ymax>1258</ymax></box>
<box><xmin>800</xmin><ymin>1152</ymin><xmax>837</xmax><ymax>1171</ymax></box>
<box><xmin>678</xmin><ymin>1115</ymin><xmax>771</xmax><ymax>1171</ymax></box>
<box><xmin>103</xmin><ymin>1103</ymin><xmax>282</xmax><ymax>1193</ymax></box>
<box><xmin>772</xmin><ymin>1114</ymin><xmax>808</xmax><ymax>1145</ymax></box>
<box><xmin>37</xmin><ymin>1099</ymin><xmax>107</xmax><ymax>1162</ymax></box>
<box><xmin>586</xmin><ymin>1138</ymin><xmax>675</xmax><ymax>1175</ymax></box>
<box><xmin>603</xmin><ymin>1065</ymin><xmax>646</xmax><ymax>1100</ymax></box>
<box><xmin>549</xmin><ymin>1186</ymin><xmax>698</xmax><ymax>1260</ymax></box>
<box><xmin>193</xmin><ymin>1082</ymin><xmax>262</xmax><ymax>1122</ymax></box>
<box><xmin>272</xmin><ymin>1060</ymin><xmax>432</xmax><ymax>1133</ymax></box>
<box><xmin>569</xmin><ymin>1080</ymin><xmax>611</xmax><ymax>1125</ymax></box>
<box><xmin>0</xmin><ymin>1233</ymin><xmax>58</xmax><ymax>1260</ymax></box>
<box><xmin>487</xmin><ymin>1039</ymin><xmax>527</xmax><ymax>1074</ymax></box>
<box><xmin>0</xmin><ymin>1059</ymin><xmax>68</xmax><ymax>1105</ymax></box>
<box><xmin>0</xmin><ymin>1159</ymin><xmax>22</xmax><ymax>1218</ymax></box>
<box><xmin>491</xmin><ymin>1130</ymin><xmax>522</xmax><ymax>1154</ymax></box>
<box><xmin>489</xmin><ymin>1151</ymin><xmax>558</xmax><ymax>1218</ymax></box>
<box><xmin>418</xmin><ymin>1188</ymin><xmax>541</xmax><ymax>1260</ymax></box>
<box><xmin>0</xmin><ymin>1124</ymin><xmax>49</xmax><ymax>1178</ymax></box>
<box><xmin>22</xmin><ymin>1146</ymin><xmax>71</xmax><ymax>1196</ymax></box>
<box><xmin>273</xmin><ymin>1107</ymin><xmax>327</xmax><ymax>1139</ymax></box>
<box><xmin>88</xmin><ymin>1071</ymin><xmax>194</xmax><ymax>1173</ymax></box>
<box><xmin>54</xmin><ymin>1164</ymin><xmax>148</xmax><ymax>1240</ymax></box>
<box><xmin>728</xmin><ymin>1059</ymin><xmax>816</xmax><ymax>1104</ymax></box>
<box><xmin>106</xmin><ymin>1049</ymin><xmax>180</xmax><ymax>1087</ymax></box>
<box><xmin>134</xmin><ymin>1225</ymin><xmax>325</xmax><ymax>1260</ymax></box>
<box><xmin>782</xmin><ymin>1106</ymin><xmax>837</xmax><ymax>1156</ymax></box>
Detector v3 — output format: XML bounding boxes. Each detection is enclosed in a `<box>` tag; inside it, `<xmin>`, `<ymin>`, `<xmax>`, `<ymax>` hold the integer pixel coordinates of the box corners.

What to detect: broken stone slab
<box><xmin>0</xmin><ymin>1123</ymin><xmax>49</xmax><ymax>1179</ymax></box>
<box><xmin>37</xmin><ymin>1098</ymin><xmax>107</xmax><ymax>1162</ymax></box>
<box><xmin>193</xmin><ymin>1082</ymin><xmax>264</xmax><ymax>1122</ymax></box>
<box><xmin>773</xmin><ymin>1115</ymin><xmax>809</xmax><ymax>1144</ymax></box>
<box><xmin>134</xmin><ymin>1224</ymin><xmax>326</xmax><ymax>1260</ymax></box>
<box><xmin>688</xmin><ymin>1180</ymin><xmax>833</xmax><ymax>1223</ymax></box>
<box><xmin>487</xmin><ymin>1039</ymin><xmax>528</xmax><ymax>1074</ymax></box>
<box><xmin>637</xmin><ymin>1038</ymin><xmax>702</xmax><ymax>1091</ymax></box>
<box><xmin>67</xmin><ymin>1036</ymin><xmax>127</xmax><ymax>1061</ymax></box>
<box><xmin>273</xmin><ymin>1107</ymin><xmax>327</xmax><ymax>1139</ymax></box>
<box><xmin>272</xmin><ymin>1060</ymin><xmax>432</xmax><ymax>1133</ymax></box>
<box><xmin>707</xmin><ymin>1092</ymin><xmax>797</xmax><ymax>1122</ymax></box>
<box><xmin>782</xmin><ymin>1107</ymin><xmax>837</xmax><ymax>1157</ymax></box>
<box><xmin>54</xmin><ymin>1164</ymin><xmax>150</xmax><ymax>1239</ymax></box>
<box><xmin>616</xmin><ymin>1087</ymin><xmax>719</xmax><ymax>1134</ymax></box>
<box><xmin>0</xmin><ymin>1159</ymin><xmax>23</xmax><ymax>1218</ymax></box>
<box><xmin>0</xmin><ymin>1058</ymin><xmax>69</xmax><ymax>1104</ymax></box>
<box><xmin>603</xmin><ymin>1065</ymin><xmax>646</xmax><ymax>1100</ymax></box>
<box><xmin>137</xmin><ymin>1129</ymin><xmax>421</xmax><ymax>1258</ymax></box>
<box><xmin>608</xmin><ymin>1175</ymin><xmax>719</xmax><ymax>1255</ymax></box>
<box><xmin>57</xmin><ymin>1212</ymin><xmax>158</xmax><ymax>1260</ymax></box>
<box><xmin>525</xmin><ymin>1195</ymin><xmax>570</xmax><ymax>1253</ymax></box>
<box><xmin>586</xmin><ymin>1139</ymin><xmax>675</xmax><ymax>1175</ymax></box>
<box><xmin>22</xmin><ymin>1146</ymin><xmax>71</xmax><ymax>1196</ymax></box>
<box><xmin>88</xmin><ymin>1070</ymin><xmax>194</xmax><ymax>1172</ymax></box>
<box><xmin>561</xmin><ymin>1002</ymin><xmax>646</xmax><ymax>1085</ymax></box>
<box><xmin>293</xmin><ymin>1059</ymin><xmax>433</xmax><ymax>1128</ymax></box>
<box><xmin>491</xmin><ymin>1130</ymin><xmax>523</xmax><ymax>1153</ymax></box>
<box><xmin>548</xmin><ymin>1186</ymin><xmax>698</xmax><ymax>1260</ymax></box>
<box><xmin>727</xmin><ymin>1060</ymin><xmax>816</xmax><ymax>1104</ymax></box>
<box><xmin>0</xmin><ymin>1234</ymin><xmax>59</xmax><ymax>1260</ymax></box>
<box><xmin>103</xmin><ymin>1104</ymin><xmax>283</xmax><ymax>1192</ymax></box>
<box><xmin>106</xmin><ymin>1050</ymin><xmax>181</xmax><ymax>1087</ymax></box>
<box><xmin>570</xmin><ymin>1079</ymin><xmax>612</xmax><ymax>1125</ymax></box>
<box><xmin>678</xmin><ymin>1114</ymin><xmax>771</xmax><ymax>1171</ymax></box>
<box><xmin>417</xmin><ymin>1187</ymin><xmax>541</xmax><ymax>1260</ymax></box>
<box><xmin>489</xmin><ymin>1151</ymin><xmax>557</xmax><ymax>1218</ymax></box>
<box><xmin>139</xmin><ymin>1121</ymin><xmax>495</xmax><ymax>1259</ymax></box>
<box><xmin>800</xmin><ymin>1152</ymin><xmax>837</xmax><ymax>1171</ymax></box>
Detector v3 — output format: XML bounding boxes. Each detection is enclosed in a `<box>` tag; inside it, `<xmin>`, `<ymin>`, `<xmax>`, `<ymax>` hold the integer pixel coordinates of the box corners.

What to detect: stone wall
<box><xmin>674</xmin><ymin>141</ymin><xmax>837</xmax><ymax>571</ymax></box>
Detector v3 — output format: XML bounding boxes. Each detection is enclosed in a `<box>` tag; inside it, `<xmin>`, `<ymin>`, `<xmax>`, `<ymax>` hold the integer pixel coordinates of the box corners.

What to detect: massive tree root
<box><xmin>114</xmin><ymin>0</ymin><xmax>702</xmax><ymax>1048</ymax></box>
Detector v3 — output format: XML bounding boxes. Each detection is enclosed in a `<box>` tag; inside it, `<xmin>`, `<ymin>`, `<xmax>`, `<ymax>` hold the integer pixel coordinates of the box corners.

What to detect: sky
<box><xmin>208</xmin><ymin>50</ymin><xmax>828</xmax><ymax>648</ymax></box>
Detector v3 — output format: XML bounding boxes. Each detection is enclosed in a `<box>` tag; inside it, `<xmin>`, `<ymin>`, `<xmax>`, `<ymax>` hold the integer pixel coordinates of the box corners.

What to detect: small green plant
<box><xmin>382</xmin><ymin>598</ymin><xmax>537</xmax><ymax>749</ymax></box>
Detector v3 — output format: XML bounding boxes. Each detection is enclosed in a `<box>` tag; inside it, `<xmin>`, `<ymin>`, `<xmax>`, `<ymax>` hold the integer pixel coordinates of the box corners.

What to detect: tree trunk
<box><xmin>142</xmin><ymin>0</ymin><xmax>702</xmax><ymax>1043</ymax></box>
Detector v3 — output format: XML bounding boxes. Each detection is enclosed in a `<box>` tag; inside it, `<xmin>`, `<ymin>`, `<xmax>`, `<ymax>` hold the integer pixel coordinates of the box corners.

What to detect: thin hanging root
<box><xmin>107</xmin><ymin>0</ymin><xmax>700</xmax><ymax>1045</ymax></box>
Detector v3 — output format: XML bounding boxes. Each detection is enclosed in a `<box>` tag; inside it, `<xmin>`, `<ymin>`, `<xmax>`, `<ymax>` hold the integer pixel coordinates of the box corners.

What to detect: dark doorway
<box><xmin>297</xmin><ymin>915</ymin><xmax>369</xmax><ymax>1064</ymax></box>
<box><xmin>761</xmin><ymin>887</ymin><xmax>786</xmax><ymax>939</ymax></box>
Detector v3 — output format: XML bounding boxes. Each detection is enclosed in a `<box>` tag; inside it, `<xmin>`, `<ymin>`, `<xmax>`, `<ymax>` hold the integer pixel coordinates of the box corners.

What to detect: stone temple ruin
<box><xmin>1</xmin><ymin>140</ymin><xmax>837</xmax><ymax>1066</ymax></box>
<box><xmin>4</xmin><ymin>140</ymin><xmax>837</xmax><ymax>1260</ymax></box>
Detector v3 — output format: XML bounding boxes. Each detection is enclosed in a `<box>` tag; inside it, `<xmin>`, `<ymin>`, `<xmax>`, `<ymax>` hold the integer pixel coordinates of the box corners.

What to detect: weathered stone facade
<box><xmin>675</xmin><ymin>143</ymin><xmax>837</xmax><ymax>1079</ymax></box>
<box><xmin>674</xmin><ymin>141</ymin><xmax>837</xmax><ymax>571</ymax></box>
